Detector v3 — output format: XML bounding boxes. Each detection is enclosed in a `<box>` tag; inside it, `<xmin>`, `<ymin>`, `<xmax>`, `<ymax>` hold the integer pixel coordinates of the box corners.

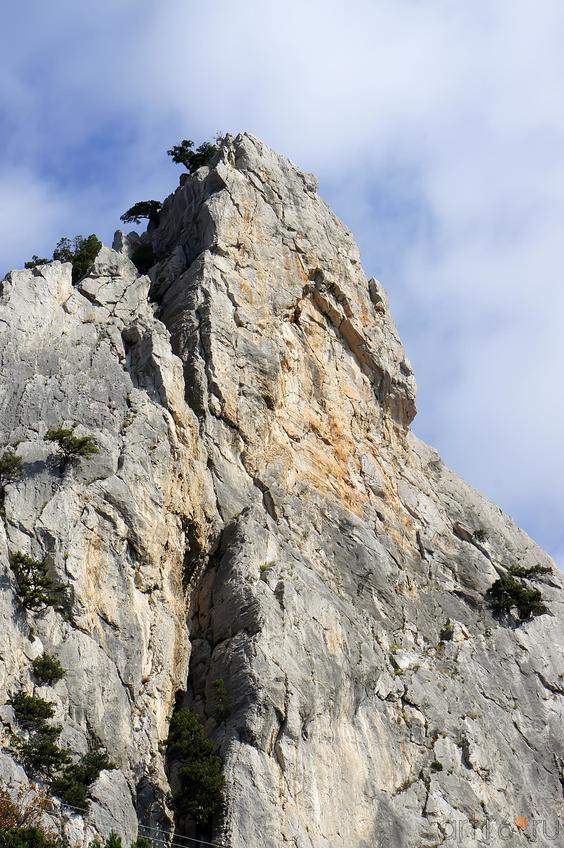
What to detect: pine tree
<box><xmin>120</xmin><ymin>201</ymin><xmax>162</xmax><ymax>225</ymax></box>
<box><xmin>0</xmin><ymin>450</ymin><xmax>22</xmax><ymax>489</ymax></box>
<box><xmin>9</xmin><ymin>552</ymin><xmax>69</xmax><ymax>612</ymax></box>
<box><xmin>167</xmin><ymin>139</ymin><xmax>218</xmax><ymax>174</ymax></box>
<box><xmin>44</xmin><ymin>427</ymin><xmax>98</xmax><ymax>469</ymax></box>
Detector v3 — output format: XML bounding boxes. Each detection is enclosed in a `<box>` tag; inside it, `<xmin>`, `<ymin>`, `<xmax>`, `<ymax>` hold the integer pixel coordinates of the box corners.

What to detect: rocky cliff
<box><xmin>1</xmin><ymin>133</ymin><xmax>563</xmax><ymax>848</ymax></box>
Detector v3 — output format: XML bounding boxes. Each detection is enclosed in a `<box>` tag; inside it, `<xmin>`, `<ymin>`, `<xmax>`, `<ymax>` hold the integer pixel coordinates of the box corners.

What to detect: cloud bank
<box><xmin>3</xmin><ymin>0</ymin><xmax>564</xmax><ymax>562</ymax></box>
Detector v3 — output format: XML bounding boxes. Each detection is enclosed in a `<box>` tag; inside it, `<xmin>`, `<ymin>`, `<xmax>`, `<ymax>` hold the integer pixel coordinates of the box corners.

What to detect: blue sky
<box><xmin>2</xmin><ymin>0</ymin><xmax>564</xmax><ymax>564</ymax></box>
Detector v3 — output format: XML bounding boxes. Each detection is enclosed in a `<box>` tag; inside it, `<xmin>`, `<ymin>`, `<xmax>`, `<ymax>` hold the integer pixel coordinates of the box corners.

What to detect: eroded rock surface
<box><xmin>1</xmin><ymin>134</ymin><xmax>563</xmax><ymax>848</ymax></box>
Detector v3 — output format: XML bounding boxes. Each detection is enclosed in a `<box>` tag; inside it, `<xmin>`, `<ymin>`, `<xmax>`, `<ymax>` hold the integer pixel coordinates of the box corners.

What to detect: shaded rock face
<box><xmin>1</xmin><ymin>134</ymin><xmax>563</xmax><ymax>848</ymax></box>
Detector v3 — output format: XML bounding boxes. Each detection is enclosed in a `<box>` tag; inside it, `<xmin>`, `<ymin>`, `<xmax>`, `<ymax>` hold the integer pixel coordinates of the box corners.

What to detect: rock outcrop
<box><xmin>1</xmin><ymin>133</ymin><xmax>563</xmax><ymax>848</ymax></box>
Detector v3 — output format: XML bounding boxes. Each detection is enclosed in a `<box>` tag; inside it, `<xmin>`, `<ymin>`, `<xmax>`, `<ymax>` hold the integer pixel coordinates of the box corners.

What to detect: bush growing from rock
<box><xmin>0</xmin><ymin>450</ymin><xmax>22</xmax><ymax>489</ymax></box>
<box><xmin>24</xmin><ymin>255</ymin><xmax>49</xmax><ymax>270</ymax></box>
<box><xmin>508</xmin><ymin>564</ymin><xmax>552</xmax><ymax>579</ymax></box>
<box><xmin>167</xmin><ymin>139</ymin><xmax>218</xmax><ymax>174</ymax></box>
<box><xmin>52</xmin><ymin>238</ymin><xmax>74</xmax><ymax>264</ymax></box>
<box><xmin>9</xmin><ymin>551</ymin><xmax>69</xmax><ymax>613</ymax></box>
<box><xmin>51</xmin><ymin>748</ymin><xmax>115</xmax><ymax>810</ymax></box>
<box><xmin>0</xmin><ymin>827</ymin><xmax>64</xmax><ymax>848</ymax></box>
<box><xmin>8</xmin><ymin>689</ymin><xmax>115</xmax><ymax>808</ymax></box>
<box><xmin>13</xmin><ymin>725</ymin><xmax>70</xmax><ymax>779</ymax></box>
<box><xmin>44</xmin><ymin>428</ymin><xmax>98</xmax><ymax>468</ymax></box>
<box><xmin>8</xmin><ymin>692</ymin><xmax>55</xmax><ymax>730</ymax></box>
<box><xmin>32</xmin><ymin>655</ymin><xmax>65</xmax><ymax>685</ymax></box>
<box><xmin>211</xmin><ymin>679</ymin><xmax>230</xmax><ymax>723</ymax></box>
<box><xmin>8</xmin><ymin>691</ymin><xmax>69</xmax><ymax>778</ymax></box>
<box><xmin>167</xmin><ymin>708</ymin><xmax>224</xmax><ymax>825</ymax></box>
<box><xmin>0</xmin><ymin>786</ymin><xmax>65</xmax><ymax>848</ymax></box>
<box><xmin>131</xmin><ymin>838</ymin><xmax>151</xmax><ymax>848</ymax></box>
<box><xmin>488</xmin><ymin>573</ymin><xmax>548</xmax><ymax>620</ymax></box>
<box><xmin>52</xmin><ymin>235</ymin><xmax>101</xmax><ymax>283</ymax></box>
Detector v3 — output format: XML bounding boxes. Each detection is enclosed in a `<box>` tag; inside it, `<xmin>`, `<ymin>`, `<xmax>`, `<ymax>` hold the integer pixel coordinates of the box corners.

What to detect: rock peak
<box><xmin>0</xmin><ymin>135</ymin><xmax>562</xmax><ymax>848</ymax></box>
<box><xmin>147</xmin><ymin>132</ymin><xmax>417</xmax><ymax>430</ymax></box>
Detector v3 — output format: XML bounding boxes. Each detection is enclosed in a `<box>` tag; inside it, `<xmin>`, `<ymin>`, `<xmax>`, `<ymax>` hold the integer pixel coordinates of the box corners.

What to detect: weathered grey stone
<box><xmin>0</xmin><ymin>247</ymin><xmax>216</xmax><ymax>836</ymax></box>
<box><xmin>1</xmin><ymin>132</ymin><xmax>562</xmax><ymax>848</ymax></box>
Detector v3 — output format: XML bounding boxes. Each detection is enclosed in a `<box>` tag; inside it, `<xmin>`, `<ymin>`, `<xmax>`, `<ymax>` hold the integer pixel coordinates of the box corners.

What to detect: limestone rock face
<box><xmin>0</xmin><ymin>252</ymin><xmax>217</xmax><ymax>842</ymax></box>
<box><xmin>1</xmin><ymin>134</ymin><xmax>563</xmax><ymax>848</ymax></box>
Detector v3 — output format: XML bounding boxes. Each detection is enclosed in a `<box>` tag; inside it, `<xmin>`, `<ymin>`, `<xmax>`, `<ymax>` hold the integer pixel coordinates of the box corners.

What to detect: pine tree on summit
<box><xmin>167</xmin><ymin>138</ymin><xmax>218</xmax><ymax>173</ymax></box>
<box><xmin>120</xmin><ymin>200</ymin><xmax>162</xmax><ymax>225</ymax></box>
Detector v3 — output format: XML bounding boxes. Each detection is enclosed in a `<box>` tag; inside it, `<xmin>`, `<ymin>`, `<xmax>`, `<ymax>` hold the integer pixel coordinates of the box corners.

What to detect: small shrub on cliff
<box><xmin>44</xmin><ymin>427</ymin><xmax>99</xmax><ymax>468</ymax></box>
<box><xmin>52</xmin><ymin>235</ymin><xmax>101</xmax><ymax>283</ymax></box>
<box><xmin>51</xmin><ymin>747</ymin><xmax>115</xmax><ymax>810</ymax></box>
<box><xmin>9</xmin><ymin>551</ymin><xmax>69</xmax><ymax>613</ymax></box>
<box><xmin>52</xmin><ymin>238</ymin><xmax>74</xmax><ymax>264</ymax></box>
<box><xmin>507</xmin><ymin>564</ymin><xmax>552</xmax><ymax>579</ymax></box>
<box><xmin>7</xmin><ymin>688</ymin><xmax>114</xmax><ymax>808</ymax></box>
<box><xmin>92</xmin><ymin>835</ymin><xmax>135</xmax><ymax>848</ymax></box>
<box><xmin>8</xmin><ymin>692</ymin><xmax>55</xmax><ymax>730</ymax></box>
<box><xmin>167</xmin><ymin>708</ymin><xmax>224</xmax><ymax>825</ymax></box>
<box><xmin>0</xmin><ymin>786</ymin><xmax>64</xmax><ymax>848</ymax></box>
<box><xmin>211</xmin><ymin>679</ymin><xmax>230</xmax><ymax>723</ymax></box>
<box><xmin>0</xmin><ymin>450</ymin><xmax>22</xmax><ymax>489</ymax></box>
<box><xmin>120</xmin><ymin>201</ymin><xmax>162</xmax><ymax>226</ymax></box>
<box><xmin>32</xmin><ymin>655</ymin><xmax>66</xmax><ymax>685</ymax></box>
<box><xmin>24</xmin><ymin>255</ymin><xmax>49</xmax><ymax>270</ymax></box>
<box><xmin>488</xmin><ymin>573</ymin><xmax>548</xmax><ymax>620</ymax></box>
<box><xmin>167</xmin><ymin>139</ymin><xmax>218</xmax><ymax>174</ymax></box>
<box><xmin>8</xmin><ymin>690</ymin><xmax>69</xmax><ymax>778</ymax></box>
<box><xmin>131</xmin><ymin>838</ymin><xmax>151</xmax><ymax>848</ymax></box>
<box><xmin>13</xmin><ymin>725</ymin><xmax>70</xmax><ymax>779</ymax></box>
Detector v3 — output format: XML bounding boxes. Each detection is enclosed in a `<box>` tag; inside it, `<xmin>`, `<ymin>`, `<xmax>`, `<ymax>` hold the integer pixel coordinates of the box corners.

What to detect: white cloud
<box><xmin>2</xmin><ymin>0</ymin><xmax>564</xmax><ymax>560</ymax></box>
<box><xmin>0</xmin><ymin>170</ymin><xmax>71</xmax><ymax>272</ymax></box>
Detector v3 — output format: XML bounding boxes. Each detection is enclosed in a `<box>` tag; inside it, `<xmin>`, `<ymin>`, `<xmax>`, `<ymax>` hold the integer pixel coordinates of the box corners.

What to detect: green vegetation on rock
<box><xmin>23</xmin><ymin>255</ymin><xmax>49</xmax><ymax>270</ymax></box>
<box><xmin>51</xmin><ymin>748</ymin><xmax>115</xmax><ymax>810</ymax></box>
<box><xmin>167</xmin><ymin>708</ymin><xmax>224</xmax><ymax>826</ymax></box>
<box><xmin>44</xmin><ymin>427</ymin><xmax>99</xmax><ymax>468</ymax></box>
<box><xmin>120</xmin><ymin>201</ymin><xmax>162</xmax><ymax>225</ymax></box>
<box><xmin>0</xmin><ymin>450</ymin><xmax>22</xmax><ymax>490</ymax></box>
<box><xmin>9</xmin><ymin>551</ymin><xmax>69</xmax><ymax>613</ymax></box>
<box><xmin>31</xmin><ymin>655</ymin><xmax>66</xmax><ymax>685</ymax></box>
<box><xmin>0</xmin><ymin>787</ymin><xmax>65</xmax><ymax>848</ymax></box>
<box><xmin>8</xmin><ymin>693</ymin><xmax>69</xmax><ymax>778</ymax></box>
<box><xmin>8</xmin><ymin>692</ymin><xmax>55</xmax><ymax>730</ymax></box>
<box><xmin>8</xmin><ymin>691</ymin><xmax>114</xmax><ymax>809</ymax></box>
<box><xmin>167</xmin><ymin>139</ymin><xmax>218</xmax><ymax>174</ymax></box>
<box><xmin>211</xmin><ymin>679</ymin><xmax>230</xmax><ymax>723</ymax></box>
<box><xmin>488</xmin><ymin>570</ymin><xmax>549</xmax><ymax>620</ymax></box>
<box><xmin>52</xmin><ymin>235</ymin><xmax>101</xmax><ymax>283</ymax></box>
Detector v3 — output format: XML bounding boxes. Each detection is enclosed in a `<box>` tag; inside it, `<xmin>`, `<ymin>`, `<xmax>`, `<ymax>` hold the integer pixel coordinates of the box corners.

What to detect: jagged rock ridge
<box><xmin>0</xmin><ymin>134</ymin><xmax>562</xmax><ymax>848</ymax></box>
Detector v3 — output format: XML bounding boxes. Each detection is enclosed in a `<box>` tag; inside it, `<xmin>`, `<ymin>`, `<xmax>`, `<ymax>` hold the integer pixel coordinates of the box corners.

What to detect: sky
<box><xmin>2</xmin><ymin>0</ymin><xmax>563</xmax><ymax>564</ymax></box>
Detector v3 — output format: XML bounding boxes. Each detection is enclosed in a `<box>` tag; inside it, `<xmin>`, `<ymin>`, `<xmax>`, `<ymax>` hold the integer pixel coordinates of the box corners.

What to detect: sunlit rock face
<box><xmin>1</xmin><ymin>133</ymin><xmax>563</xmax><ymax>848</ymax></box>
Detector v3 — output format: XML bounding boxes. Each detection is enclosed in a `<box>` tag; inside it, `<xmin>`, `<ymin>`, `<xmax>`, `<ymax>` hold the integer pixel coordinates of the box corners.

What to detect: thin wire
<box><xmin>56</xmin><ymin>801</ymin><xmax>226</xmax><ymax>848</ymax></box>
<box><xmin>136</xmin><ymin>826</ymin><xmax>225</xmax><ymax>848</ymax></box>
<box><xmin>131</xmin><ymin>834</ymin><xmax>210</xmax><ymax>848</ymax></box>
<box><xmin>136</xmin><ymin>823</ymin><xmax>222</xmax><ymax>846</ymax></box>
